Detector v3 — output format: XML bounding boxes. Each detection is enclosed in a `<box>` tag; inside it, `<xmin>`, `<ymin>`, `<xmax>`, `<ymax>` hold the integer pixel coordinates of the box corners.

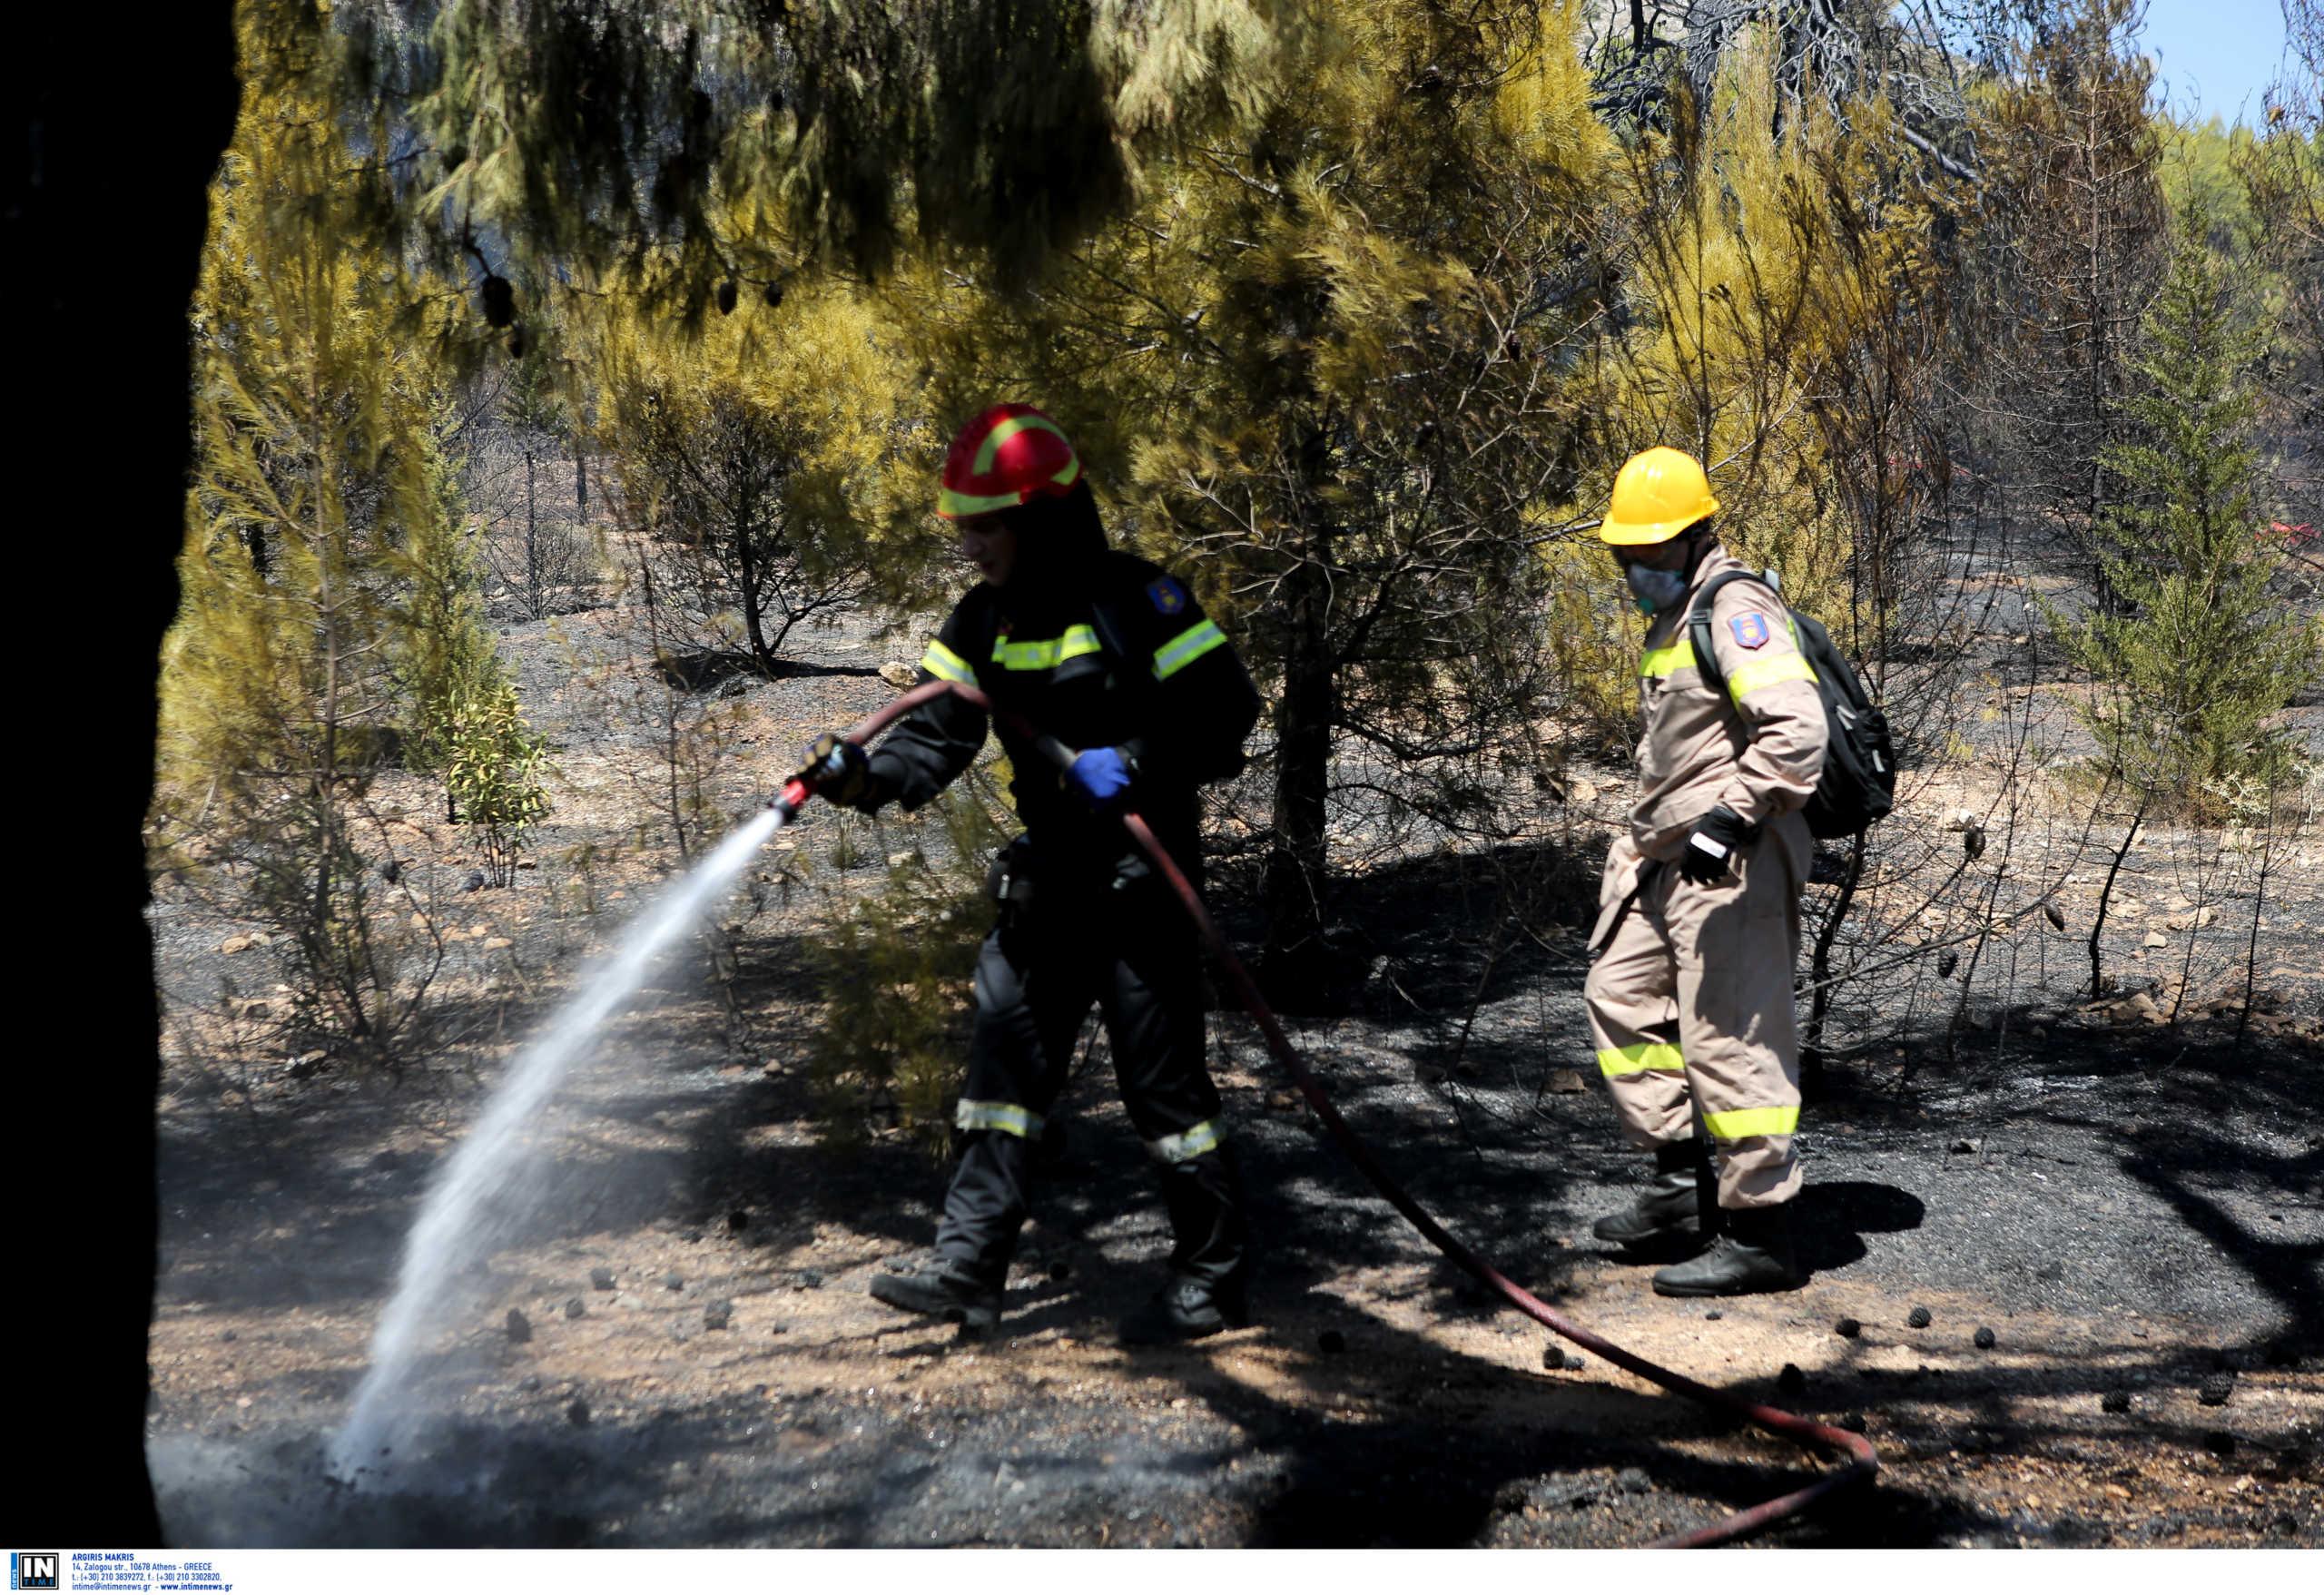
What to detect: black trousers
<box><xmin>933</xmin><ymin>879</ymin><xmax>1246</xmax><ymax>1289</ymax></box>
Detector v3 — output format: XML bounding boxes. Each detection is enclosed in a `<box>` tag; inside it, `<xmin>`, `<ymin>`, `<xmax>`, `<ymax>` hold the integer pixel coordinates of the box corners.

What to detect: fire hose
<box><xmin>773</xmin><ymin>679</ymin><xmax>1877</xmax><ymax>1548</ymax></box>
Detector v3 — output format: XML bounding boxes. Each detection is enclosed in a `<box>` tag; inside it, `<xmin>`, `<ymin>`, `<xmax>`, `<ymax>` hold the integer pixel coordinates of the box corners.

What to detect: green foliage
<box><xmin>2233</xmin><ymin>105</ymin><xmax>2324</xmax><ymax>452</ymax></box>
<box><xmin>588</xmin><ymin>278</ymin><xmax>921</xmax><ymax>672</ymax></box>
<box><xmin>391</xmin><ymin>412</ymin><xmax>503</xmax><ymax>772</ymax></box>
<box><xmin>390</xmin><ymin>394</ymin><xmax>556</xmax><ymax>886</ymax></box>
<box><xmin>1539</xmin><ymin>538</ymin><xmax>1642</xmax><ymax>754</ymax></box>
<box><xmin>1606</xmin><ymin>47</ymin><xmax>1954</xmax><ymax>589</ymax></box>
<box><xmin>808</xmin><ymin>783</ymin><xmax>1015</xmax><ymax>1156</ymax></box>
<box><xmin>1597</xmin><ymin>45</ymin><xmax>1849</xmax><ymax>594</ymax></box>
<box><xmin>155</xmin><ymin>4</ymin><xmax>544</xmax><ymax>1059</ymax></box>
<box><xmin>169</xmin><ymin>0</ymin><xmax>2324</xmax><ymax>1078</ymax></box>
<box><xmin>1553</xmin><ymin>22</ymin><xmax>1963</xmax><ymax>744</ymax></box>
<box><xmin>323</xmin><ymin>0</ymin><xmax>1290</xmax><ymax>323</ymax></box>
<box><xmin>444</xmin><ymin>676</ymin><xmax>553</xmax><ymax>887</ymax></box>
<box><xmin>1975</xmin><ymin>0</ymin><xmax>2169</xmax><ymax>537</ymax></box>
<box><xmin>158</xmin><ymin>20</ymin><xmax>438</xmax><ymax>1054</ymax></box>
<box><xmin>499</xmin><ymin>322</ymin><xmax>572</xmax><ymax>439</ymax></box>
<box><xmin>2048</xmin><ymin>206</ymin><xmax>2321</xmax><ymax>812</ymax></box>
<box><xmin>2161</xmin><ymin>116</ymin><xmax>2256</xmax><ymax>252</ymax></box>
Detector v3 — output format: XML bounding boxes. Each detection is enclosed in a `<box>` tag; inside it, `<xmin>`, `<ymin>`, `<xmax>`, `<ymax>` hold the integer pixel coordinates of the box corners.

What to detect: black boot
<box><xmin>1591</xmin><ymin>1139</ymin><xmax>1717</xmax><ymax>1246</ymax></box>
<box><xmin>1157</xmin><ymin>1147</ymin><xmax>1248</xmax><ymax>1285</ymax></box>
<box><xmin>928</xmin><ymin>1127</ymin><xmax>1031</xmax><ymax>1305</ymax></box>
<box><xmin>1119</xmin><ymin>1271</ymin><xmax>1249</xmax><ymax>1345</ymax></box>
<box><xmin>868</xmin><ymin>1256</ymin><xmax>1001</xmax><ymax>1336</ymax></box>
<box><xmin>1650</xmin><ymin>1203</ymin><xmax>1801</xmax><ymax>1296</ymax></box>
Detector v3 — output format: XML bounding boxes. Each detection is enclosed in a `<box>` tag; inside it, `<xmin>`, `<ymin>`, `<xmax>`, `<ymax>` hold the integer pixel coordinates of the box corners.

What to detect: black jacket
<box><xmin>866</xmin><ymin>541</ymin><xmax>1262</xmax><ymax>884</ymax></box>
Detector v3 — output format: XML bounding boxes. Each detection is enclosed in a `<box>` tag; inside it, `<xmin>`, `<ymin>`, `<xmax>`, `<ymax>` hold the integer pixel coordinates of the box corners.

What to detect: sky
<box><xmin>2137</xmin><ymin>0</ymin><xmax>2294</xmax><ymax>124</ymax></box>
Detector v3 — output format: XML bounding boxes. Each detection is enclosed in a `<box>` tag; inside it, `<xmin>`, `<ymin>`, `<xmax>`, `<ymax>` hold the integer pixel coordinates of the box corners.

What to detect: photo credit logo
<box><xmin>10</xmin><ymin>1554</ymin><xmax>59</xmax><ymax>1591</ymax></box>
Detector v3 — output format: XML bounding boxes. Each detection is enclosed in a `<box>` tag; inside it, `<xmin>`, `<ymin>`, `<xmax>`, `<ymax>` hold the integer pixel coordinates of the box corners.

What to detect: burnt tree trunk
<box><xmin>523</xmin><ymin>443</ymin><xmax>542</xmax><ymax>617</ymax></box>
<box><xmin>736</xmin><ymin>513</ymin><xmax>778</xmax><ymax>676</ymax></box>
<box><xmin>730</xmin><ymin>471</ymin><xmax>782</xmax><ymax>676</ymax></box>
<box><xmin>1803</xmin><ymin>831</ymin><xmax>1866</xmax><ymax>1047</ymax></box>
<box><xmin>1264</xmin><ymin>504</ymin><xmax>1336</xmax><ymax>970</ymax></box>
<box><xmin>2089</xmin><ymin>801</ymin><xmax>2148</xmax><ymax>998</ymax></box>
<box><xmin>15</xmin><ymin>0</ymin><xmax>236</xmax><ymax>1545</ymax></box>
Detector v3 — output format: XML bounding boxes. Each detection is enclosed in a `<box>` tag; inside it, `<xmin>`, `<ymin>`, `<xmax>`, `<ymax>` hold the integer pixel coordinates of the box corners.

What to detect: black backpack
<box><xmin>1686</xmin><ymin>569</ymin><xmax>1896</xmax><ymax>840</ymax></box>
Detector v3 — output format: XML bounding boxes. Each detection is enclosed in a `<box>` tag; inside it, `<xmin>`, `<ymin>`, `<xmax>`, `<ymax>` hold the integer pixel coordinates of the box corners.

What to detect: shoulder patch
<box><xmin>1728</xmin><ymin>612</ymin><xmax>1772</xmax><ymax>650</ymax></box>
<box><xmin>1145</xmin><ymin>575</ymin><xmax>1189</xmax><ymax>615</ymax></box>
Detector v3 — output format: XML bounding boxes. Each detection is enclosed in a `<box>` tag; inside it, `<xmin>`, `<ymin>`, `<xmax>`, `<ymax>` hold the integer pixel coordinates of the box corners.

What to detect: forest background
<box><xmin>152</xmin><ymin>0</ymin><xmax>2322</xmax><ymax>1119</ymax></box>
<box><xmin>15</xmin><ymin>0</ymin><xmax>2315</xmax><ymax>1544</ymax></box>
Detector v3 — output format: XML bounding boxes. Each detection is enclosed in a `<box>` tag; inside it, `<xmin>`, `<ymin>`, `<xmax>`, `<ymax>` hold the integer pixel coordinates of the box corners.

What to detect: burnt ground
<box><xmin>143</xmin><ymin>598</ymin><xmax>2324</xmax><ymax>1550</ymax></box>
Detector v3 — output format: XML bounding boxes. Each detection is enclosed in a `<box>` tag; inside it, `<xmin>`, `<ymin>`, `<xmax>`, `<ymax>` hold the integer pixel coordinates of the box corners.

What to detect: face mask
<box><xmin>1624</xmin><ymin>561</ymin><xmax>1689</xmax><ymax>615</ymax></box>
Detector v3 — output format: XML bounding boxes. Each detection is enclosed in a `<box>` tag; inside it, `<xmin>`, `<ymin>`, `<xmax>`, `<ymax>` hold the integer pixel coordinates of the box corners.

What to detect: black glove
<box><xmin>1677</xmin><ymin>804</ymin><xmax>1756</xmax><ymax>885</ymax></box>
<box><xmin>801</xmin><ymin>732</ymin><xmax>878</xmax><ymax>810</ymax></box>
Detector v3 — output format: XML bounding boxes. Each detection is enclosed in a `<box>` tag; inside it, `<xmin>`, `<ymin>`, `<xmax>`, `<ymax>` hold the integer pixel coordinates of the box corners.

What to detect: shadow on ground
<box><xmin>152</xmin><ymin>817</ymin><xmax>2322</xmax><ymax>1548</ymax></box>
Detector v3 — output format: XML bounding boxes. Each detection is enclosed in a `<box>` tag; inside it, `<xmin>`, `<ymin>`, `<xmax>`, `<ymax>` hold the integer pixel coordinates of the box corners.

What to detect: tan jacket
<box><xmin>1625</xmin><ymin>547</ymin><xmax>1827</xmax><ymax>873</ymax></box>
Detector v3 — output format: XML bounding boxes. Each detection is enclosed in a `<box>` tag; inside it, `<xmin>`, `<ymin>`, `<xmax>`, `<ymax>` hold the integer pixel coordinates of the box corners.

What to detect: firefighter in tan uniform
<box><xmin>1583</xmin><ymin>448</ymin><xmax>1827</xmax><ymax>1295</ymax></box>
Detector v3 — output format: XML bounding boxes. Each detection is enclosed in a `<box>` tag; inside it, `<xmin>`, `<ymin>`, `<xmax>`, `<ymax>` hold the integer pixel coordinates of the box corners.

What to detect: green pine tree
<box><xmin>2051</xmin><ymin>205</ymin><xmax>2321</xmax><ymax>816</ymax></box>
<box><xmin>389</xmin><ymin>409</ymin><xmax>505</xmax><ymax>773</ymax></box>
<box><xmin>155</xmin><ymin>5</ymin><xmax>547</xmax><ymax>1058</ymax></box>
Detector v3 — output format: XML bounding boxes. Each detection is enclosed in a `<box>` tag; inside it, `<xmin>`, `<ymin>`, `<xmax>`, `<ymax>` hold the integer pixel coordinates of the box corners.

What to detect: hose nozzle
<box><xmin>768</xmin><ymin>776</ymin><xmax>813</xmax><ymax>820</ymax></box>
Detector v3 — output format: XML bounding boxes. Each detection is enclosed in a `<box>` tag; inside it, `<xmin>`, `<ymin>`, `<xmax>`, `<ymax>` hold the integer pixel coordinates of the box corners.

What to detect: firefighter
<box><xmin>803</xmin><ymin>403</ymin><xmax>1264</xmax><ymax>1343</ymax></box>
<box><xmin>1582</xmin><ymin>447</ymin><xmax>1827</xmax><ymax>1295</ymax></box>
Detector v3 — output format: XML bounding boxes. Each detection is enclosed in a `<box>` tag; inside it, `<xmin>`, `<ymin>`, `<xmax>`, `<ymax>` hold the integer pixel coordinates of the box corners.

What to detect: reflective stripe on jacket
<box><xmin>1630</xmin><ymin>548</ymin><xmax>1827</xmax><ymax>866</ymax></box>
<box><xmin>869</xmin><ymin>551</ymin><xmax>1261</xmax><ymax>877</ymax></box>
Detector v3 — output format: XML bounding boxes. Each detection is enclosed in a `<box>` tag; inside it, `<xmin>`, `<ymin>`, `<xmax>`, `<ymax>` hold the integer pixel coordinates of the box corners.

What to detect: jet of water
<box><xmin>329</xmin><ymin>806</ymin><xmax>788</xmax><ymax>1481</ymax></box>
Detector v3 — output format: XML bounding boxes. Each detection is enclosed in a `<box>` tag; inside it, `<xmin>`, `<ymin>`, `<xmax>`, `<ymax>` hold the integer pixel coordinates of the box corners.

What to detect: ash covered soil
<box><xmin>146</xmin><ymin>602</ymin><xmax>2324</xmax><ymax>1549</ymax></box>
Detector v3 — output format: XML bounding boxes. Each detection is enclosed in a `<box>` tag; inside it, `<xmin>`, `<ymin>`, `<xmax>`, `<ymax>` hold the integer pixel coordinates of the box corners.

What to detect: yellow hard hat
<box><xmin>1599</xmin><ymin>447</ymin><xmax>1720</xmax><ymax>546</ymax></box>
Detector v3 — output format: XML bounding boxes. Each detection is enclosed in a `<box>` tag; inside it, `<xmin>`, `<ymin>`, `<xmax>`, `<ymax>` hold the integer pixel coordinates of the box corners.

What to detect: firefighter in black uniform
<box><xmin>803</xmin><ymin>403</ymin><xmax>1263</xmax><ymax>1344</ymax></box>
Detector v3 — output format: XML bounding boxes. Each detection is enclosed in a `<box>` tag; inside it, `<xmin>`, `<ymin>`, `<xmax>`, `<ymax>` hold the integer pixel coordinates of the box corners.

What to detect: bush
<box><xmin>807</xmin><ymin>779</ymin><xmax>1013</xmax><ymax>1157</ymax></box>
<box><xmin>444</xmin><ymin>674</ymin><xmax>553</xmax><ymax>887</ymax></box>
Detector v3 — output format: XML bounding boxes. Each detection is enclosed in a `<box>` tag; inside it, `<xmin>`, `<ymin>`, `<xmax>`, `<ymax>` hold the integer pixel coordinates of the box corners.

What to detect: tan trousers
<box><xmin>1582</xmin><ymin>825</ymin><xmax>1805</xmax><ymax>1208</ymax></box>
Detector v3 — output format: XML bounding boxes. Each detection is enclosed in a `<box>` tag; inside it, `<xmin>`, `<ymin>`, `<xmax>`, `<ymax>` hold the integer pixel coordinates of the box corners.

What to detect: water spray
<box><xmin>330</xmin><ymin>804</ymin><xmax>789</xmax><ymax>1482</ymax></box>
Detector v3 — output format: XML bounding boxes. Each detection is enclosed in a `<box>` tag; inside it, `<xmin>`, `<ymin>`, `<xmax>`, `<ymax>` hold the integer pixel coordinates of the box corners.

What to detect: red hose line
<box><xmin>777</xmin><ymin>680</ymin><xmax>1878</xmax><ymax>1548</ymax></box>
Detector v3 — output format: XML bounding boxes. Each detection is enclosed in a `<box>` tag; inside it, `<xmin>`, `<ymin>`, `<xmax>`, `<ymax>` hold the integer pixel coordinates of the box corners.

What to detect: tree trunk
<box><xmin>1264</xmin><ymin>537</ymin><xmax>1334</xmax><ymax>965</ymax></box>
<box><xmin>1803</xmin><ymin>831</ymin><xmax>1866</xmax><ymax>1046</ymax></box>
<box><xmin>2088</xmin><ymin>801</ymin><xmax>2147</xmax><ymax>997</ymax></box>
<box><xmin>523</xmin><ymin>444</ymin><xmax>541</xmax><ymax>617</ymax></box>
<box><xmin>25</xmin><ymin>0</ymin><xmax>231</xmax><ymax>1541</ymax></box>
<box><xmin>734</xmin><ymin>498</ymin><xmax>778</xmax><ymax>675</ymax></box>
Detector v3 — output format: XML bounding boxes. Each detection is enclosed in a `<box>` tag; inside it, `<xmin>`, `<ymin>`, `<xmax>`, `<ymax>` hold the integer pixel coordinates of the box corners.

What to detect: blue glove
<box><xmin>1065</xmin><ymin>745</ymin><xmax>1135</xmax><ymax>810</ymax></box>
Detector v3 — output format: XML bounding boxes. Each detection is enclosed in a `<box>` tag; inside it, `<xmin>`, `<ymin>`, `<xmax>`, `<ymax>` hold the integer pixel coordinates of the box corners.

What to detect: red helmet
<box><xmin>937</xmin><ymin>403</ymin><xmax>1083</xmax><ymax>519</ymax></box>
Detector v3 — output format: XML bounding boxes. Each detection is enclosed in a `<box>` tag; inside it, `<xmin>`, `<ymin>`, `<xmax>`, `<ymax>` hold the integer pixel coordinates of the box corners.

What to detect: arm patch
<box><xmin>1728</xmin><ymin>612</ymin><xmax>1772</xmax><ymax>650</ymax></box>
<box><xmin>1145</xmin><ymin>575</ymin><xmax>1189</xmax><ymax>615</ymax></box>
